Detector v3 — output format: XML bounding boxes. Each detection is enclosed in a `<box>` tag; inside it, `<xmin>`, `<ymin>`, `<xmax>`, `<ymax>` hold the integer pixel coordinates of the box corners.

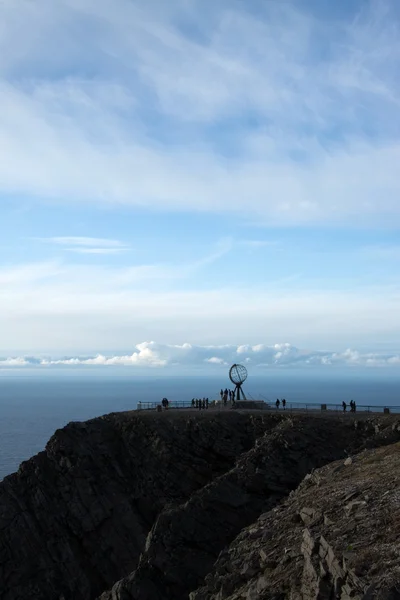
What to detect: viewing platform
<box><xmin>136</xmin><ymin>399</ymin><xmax>400</xmax><ymax>414</ymax></box>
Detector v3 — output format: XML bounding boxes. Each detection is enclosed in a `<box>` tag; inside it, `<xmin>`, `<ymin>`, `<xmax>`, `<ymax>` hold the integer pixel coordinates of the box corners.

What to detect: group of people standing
<box><xmin>192</xmin><ymin>398</ymin><xmax>209</xmax><ymax>410</ymax></box>
<box><xmin>220</xmin><ymin>388</ymin><xmax>235</xmax><ymax>405</ymax></box>
<box><xmin>342</xmin><ymin>400</ymin><xmax>357</xmax><ymax>413</ymax></box>
<box><xmin>275</xmin><ymin>398</ymin><xmax>287</xmax><ymax>410</ymax></box>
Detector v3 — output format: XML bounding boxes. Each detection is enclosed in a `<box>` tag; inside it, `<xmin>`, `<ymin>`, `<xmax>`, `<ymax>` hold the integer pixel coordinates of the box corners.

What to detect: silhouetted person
<box><xmin>202</xmin><ymin>398</ymin><xmax>206</xmax><ymax>409</ymax></box>
<box><xmin>195</xmin><ymin>399</ymin><xmax>199</xmax><ymax>408</ymax></box>
<box><xmin>191</xmin><ymin>398</ymin><xmax>195</xmax><ymax>407</ymax></box>
<box><xmin>276</xmin><ymin>399</ymin><xmax>280</xmax><ymax>409</ymax></box>
<box><xmin>342</xmin><ymin>401</ymin><xmax>347</xmax><ymax>413</ymax></box>
<box><xmin>223</xmin><ymin>393</ymin><xmax>227</xmax><ymax>406</ymax></box>
<box><xmin>282</xmin><ymin>398</ymin><xmax>286</xmax><ymax>410</ymax></box>
<box><xmin>206</xmin><ymin>398</ymin><xmax>209</xmax><ymax>409</ymax></box>
<box><xmin>220</xmin><ymin>389</ymin><xmax>223</xmax><ymax>400</ymax></box>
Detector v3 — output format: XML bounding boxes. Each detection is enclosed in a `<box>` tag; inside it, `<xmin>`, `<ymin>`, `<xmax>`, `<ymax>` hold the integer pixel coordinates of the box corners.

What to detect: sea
<box><xmin>0</xmin><ymin>370</ymin><xmax>399</xmax><ymax>481</ymax></box>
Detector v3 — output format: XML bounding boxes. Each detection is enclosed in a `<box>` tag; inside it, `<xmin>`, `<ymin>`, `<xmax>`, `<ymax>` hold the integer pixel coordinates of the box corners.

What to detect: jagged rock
<box><xmin>344</xmin><ymin>500</ymin><xmax>367</xmax><ymax>515</ymax></box>
<box><xmin>190</xmin><ymin>440</ymin><xmax>400</xmax><ymax>600</ymax></box>
<box><xmin>98</xmin><ymin>416</ymin><xmax>399</xmax><ymax>600</ymax></box>
<box><xmin>299</xmin><ymin>506</ymin><xmax>322</xmax><ymax>525</ymax></box>
<box><xmin>0</xmin><ymin>411</ymin><xmax>400</xmax><ymax>600</ymax></box>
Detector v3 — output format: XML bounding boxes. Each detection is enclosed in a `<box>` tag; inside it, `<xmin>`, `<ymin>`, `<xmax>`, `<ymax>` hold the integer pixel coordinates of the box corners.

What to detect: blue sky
<box><xmin>1</xmin><ymin>0</ymin><xmax>400</xmax><ymax>370</ymax></box>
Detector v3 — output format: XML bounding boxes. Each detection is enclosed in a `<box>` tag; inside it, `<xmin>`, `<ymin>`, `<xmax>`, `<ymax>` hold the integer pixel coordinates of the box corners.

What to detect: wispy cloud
<box><xmin>1</xmin><ymin>1</ymin><xmax>400</xmax><ymax>356</ymax></box>
<box><xmin>36</xmin><ymin>236</ymin><xmax>130</xmax><ymax>254</ymax></box>
<box><xmin>0</xmin><ymin>253</ymin><xmax>399</xmax><ymax>351</ymax></box>
<box><xmin>0</xmin><ymin>237</ymin><xmax>231</xmax><ymax>292</ymax></box>
<box><xmin>0</xmin><ymin>1</ymin><xmax>400</xmax><ymax>225</ymax></box>
<box><xmin>67</xmin><ymin>248</ymin><xmax>126</xmax><ymax>255</ymax></box>
<box><xmin>34</xmin><ymin>236</ymin><xmax>130</xmax><ymax>255</ymax></box>
<box><xmin>48</xmin><ymin>237</ymin><xmax>128</xmax><ymax>248</ymax></box>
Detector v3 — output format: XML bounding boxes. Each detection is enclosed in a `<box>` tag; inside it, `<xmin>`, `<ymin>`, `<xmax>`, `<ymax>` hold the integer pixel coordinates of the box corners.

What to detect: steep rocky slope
<box><xmin>191</xmin><ymin>439</ymin><xmax>400</xmax><ymax>600</ymax></box>
<box><xmin>0</xmin><ymin>410</ymin><xmax>399</xmax><ymax>600</ymax></box>
<box><xmin>0</xmin><ymin>411</ymin><xmax>279</xmax><ymax>600</ymax></box>
<box><xmin>97</xmin><ymin>416</ymin><xmax>400</xmax><ymax>600</ymax></box>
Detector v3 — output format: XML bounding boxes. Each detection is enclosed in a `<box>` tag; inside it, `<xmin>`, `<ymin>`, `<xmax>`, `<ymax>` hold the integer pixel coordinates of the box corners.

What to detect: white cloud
<box><xmin>0</xmin><ymin>357</ymin><xmax>29</xmax><ymax>367</ymax></box>
<box><xmin>36</xmin><ymin>236</ymin><xmax>130</xmax><ymax>254</ymax></box>
<box><xmin>67</xmin><ymin>248</ymin><xmax>126</xmax><ymax>255</ymax></box>
<box><xmin>205</xmin><ymin>357</ymin><xmax>227</xmax><ymax>365</ymax></box>
<box><xmin>0</xmin><ymin>1</ymin><xmax>399</xmax><ymax>224</ymax></box>
<box><xmin>1</xmin><ymin>341</ymin><xmax>400</xmax><ymax>370</ymax></box>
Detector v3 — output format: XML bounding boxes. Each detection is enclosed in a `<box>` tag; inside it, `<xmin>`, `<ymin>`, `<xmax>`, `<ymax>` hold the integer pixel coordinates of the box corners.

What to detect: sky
<box><xmin>1</xmin><ymin>0</ymin><xmax>400</xmax><ymax>372</ymax></box>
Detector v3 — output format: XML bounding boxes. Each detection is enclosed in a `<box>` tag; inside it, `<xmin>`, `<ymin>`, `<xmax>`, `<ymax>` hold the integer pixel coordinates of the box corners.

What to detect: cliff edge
<box><xmin>0</xmin><ymin>410</ymin><xmax>399</xmax><ymax>600</ymax></box>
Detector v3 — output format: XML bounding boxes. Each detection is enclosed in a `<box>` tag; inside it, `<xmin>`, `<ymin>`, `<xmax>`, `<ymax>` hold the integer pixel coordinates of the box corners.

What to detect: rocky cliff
<box><xmin>0</xmin><ymin>410</ymin><xmax>399</xmax><ymax>600</ymax></box>
<box><xmin>191</xmin><ymin>438</ymin><xmax>400</xmax><ymax>600</ymax></box>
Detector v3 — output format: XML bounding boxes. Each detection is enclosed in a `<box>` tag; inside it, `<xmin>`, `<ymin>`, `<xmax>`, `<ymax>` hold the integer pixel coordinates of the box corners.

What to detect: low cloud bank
<box><xmin>1</xmin><ymin>342</ymin><xmax>400</xmax><ymax>369</ymax></box>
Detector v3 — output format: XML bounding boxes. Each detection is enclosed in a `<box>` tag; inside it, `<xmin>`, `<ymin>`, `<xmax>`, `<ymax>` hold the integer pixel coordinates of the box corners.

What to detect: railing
<box><xmin>260</xmin><ymin>399</ymin><xmax>400</xmax><ymax>414</ymax></box>
<box><xmin>137</xmin><ymin>400</ymin><xmax>193</xmax><ymax>410</ymax></box>
<box><xmin>137</xmin><ymin>399</ymin><xmax>241</xmax><ymax>411</ymax></box>
<box><xmin>136</xmin><ymin>399</ymin><xmax>400</xmax><ymax>414</ymax></box>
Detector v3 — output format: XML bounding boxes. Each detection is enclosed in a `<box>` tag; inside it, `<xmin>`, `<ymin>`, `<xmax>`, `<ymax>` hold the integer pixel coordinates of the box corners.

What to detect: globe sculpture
<box><xmin>229</xmin><ymin>363</ymin><xmax>248</xmax><ymax>402</ymax></box>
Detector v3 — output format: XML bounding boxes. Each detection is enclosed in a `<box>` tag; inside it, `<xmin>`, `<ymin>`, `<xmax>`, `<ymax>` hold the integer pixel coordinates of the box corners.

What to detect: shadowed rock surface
<box><xmin>0</xmin><ymin>410</ymin><xmax>399</xmax><ymax>600</ymax></box>
<box><xmin>190</xmin><ymin>440</ymin><xmax>400</xmax><ymax>600</ymax></box>
<box><xmin>97</xmin><ymin>416</ymin><xmax>400</xmax><ymax>600</ymax></box>
<box><xmin>0</xmin><ymin>411</ymin><xmax>279</xmax><ymax>600</ymax></box>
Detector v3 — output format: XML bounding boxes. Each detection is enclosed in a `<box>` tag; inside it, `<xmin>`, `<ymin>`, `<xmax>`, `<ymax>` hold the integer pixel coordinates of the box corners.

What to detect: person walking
<box><xmin>342</xmin><ymin>401</ymin><xmax>347</xmax><ymax>413</ymax></box>
<box><xmin>282</xmin><ymin>398</ymin><xmax>286</xmax><ymax>410</ymax></box>
<box><xmin>276</xmin><ymin>399</ymin><xmax>280</xmax><ymax>410</ymax></box>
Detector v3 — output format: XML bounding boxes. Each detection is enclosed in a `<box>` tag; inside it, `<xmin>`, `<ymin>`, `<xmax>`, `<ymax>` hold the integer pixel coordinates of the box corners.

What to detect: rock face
<box><xmin>0</xmin><ymin>411</ymin><xmax>273</xmax><ymax>600</ymax></box>
<box><xmin>191</xmin><ymin>441</ymin><xmax>400</xmax><ymax>600</ymax></box>
<box><xmin>0</xmin><ymin>410</ymin><xmax>399</xmax><ymax>600</ymax></box>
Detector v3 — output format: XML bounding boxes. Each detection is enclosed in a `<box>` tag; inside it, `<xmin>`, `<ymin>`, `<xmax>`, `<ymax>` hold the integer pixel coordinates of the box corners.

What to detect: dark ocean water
<box><xmin>0</xmin><ymin>371</ymin><xmax>399</xmax><ymax>480</ymax></box>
